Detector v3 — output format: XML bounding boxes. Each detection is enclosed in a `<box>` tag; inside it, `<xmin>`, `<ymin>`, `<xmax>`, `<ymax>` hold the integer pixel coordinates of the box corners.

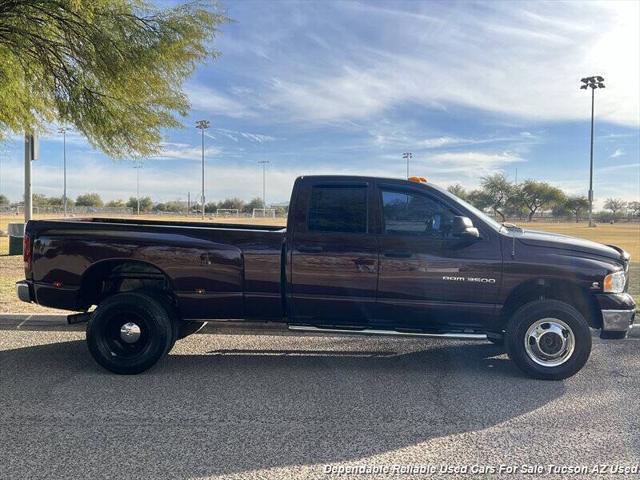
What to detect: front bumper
<box><xmin>16</xmin><ymin>281</ymin><xmax>33</xmax><ymax>303</ymax></box>
<box><xmin>602</xmin><ymin>309</ymin><xmax>636</xmax><ymax>332</ymax></box>
<box><xmin>595</xmin><ymin>293</ymin><xmax>636</xmax><ymax>332</ymax></box>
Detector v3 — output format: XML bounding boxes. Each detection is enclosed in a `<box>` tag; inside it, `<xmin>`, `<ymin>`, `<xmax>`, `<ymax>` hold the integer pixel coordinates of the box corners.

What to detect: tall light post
<box><xmin>258</xmin><ymin>160</ymin><xmax>269</xmax><ymax>210</ymax></box>
<box><xmin>580</xmin><ymin>75</ymin><xmax>605</xmax><ymax>227</ymax></box>
<box><xmin>195</xmin><ymin>120</ymin><xmax>210</xmax><ymax>220</ymax></box>
<box><xmin>58</xmin><ymin>127</ymin><xmax>68</xmax><ymax>216</ymax></box>
<box><xmin>402</xmin><ymin>152</ymin><xmax>413</xmax><ymax>178</ymax></box>
<box><xmin>23</xmin><ymin>131</ymin><xmax>38</xmax><ymax>222</ymax></box>
<box><xmin>133</xmin><ymin>161</ymin><xmax>143</xmax><ymax>215</ymax></box>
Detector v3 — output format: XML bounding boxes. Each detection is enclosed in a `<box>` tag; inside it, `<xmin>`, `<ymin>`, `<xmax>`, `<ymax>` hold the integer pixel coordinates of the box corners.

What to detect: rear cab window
<box><xmin>308</xmin><ymin>185</ymin><xmax>368</xmax><ymax>233</ymax></box>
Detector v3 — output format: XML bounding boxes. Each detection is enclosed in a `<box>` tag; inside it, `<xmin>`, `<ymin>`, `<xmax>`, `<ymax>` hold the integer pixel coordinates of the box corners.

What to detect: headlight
<box><xmin>603</xmin><ymin>271</ymin><xmax>626</xmax><ymax>293</ymax></box>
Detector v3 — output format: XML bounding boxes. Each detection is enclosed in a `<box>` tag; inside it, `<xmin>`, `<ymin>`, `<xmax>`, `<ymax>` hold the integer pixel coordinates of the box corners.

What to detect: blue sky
<box><xmin>0</xmin><ymin>0</ymin><xmax>638</xmax><ymax>207</ymax></box>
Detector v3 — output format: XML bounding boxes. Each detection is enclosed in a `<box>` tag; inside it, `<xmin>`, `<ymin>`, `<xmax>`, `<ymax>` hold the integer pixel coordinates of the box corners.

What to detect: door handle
<box><xmin>298</xmin><ymin>245</ymin><xmax>323</xmax><ymax>253</ymax></box>
<box><xmin>384</xmin><ymin>251</ymin><xmax>412</xmax><ymax>258</ymax></box>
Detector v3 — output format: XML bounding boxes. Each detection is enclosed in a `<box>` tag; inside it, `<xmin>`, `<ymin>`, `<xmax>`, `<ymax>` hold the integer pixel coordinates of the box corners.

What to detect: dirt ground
<box><xmin>1</xmin><ymin>214</ymin><xmax>638</xmax><ymax>313</ymax></box>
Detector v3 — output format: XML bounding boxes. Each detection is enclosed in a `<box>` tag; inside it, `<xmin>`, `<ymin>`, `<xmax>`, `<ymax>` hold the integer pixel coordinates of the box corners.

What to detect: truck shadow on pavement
<box><xmin>0</xmin><ymin>337</ymin><xmax>566</xmax><ymax>478</ymax></box>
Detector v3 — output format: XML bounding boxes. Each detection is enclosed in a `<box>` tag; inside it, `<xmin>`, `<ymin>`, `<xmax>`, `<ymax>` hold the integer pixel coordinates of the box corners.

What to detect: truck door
<box><xmin>289</xmin><ymin>181</ymin><xmax>379</xmax><ymax>325</ymax></box>
<box><xmin>374</xmin><ymin>184</ymin><xmax>502</xmax><ymax>330</ymax></box>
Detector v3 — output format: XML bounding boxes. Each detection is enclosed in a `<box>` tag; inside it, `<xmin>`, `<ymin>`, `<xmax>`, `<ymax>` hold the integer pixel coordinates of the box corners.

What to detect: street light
<box><xmin>195</xmin><ymin>120</ymin><xmax>210</xmax><ymax>220</ymax></box>
<box><xmin>133</xmin><ymin>161</ymin><xmax>143</xmax><ymax>215</ymax></box>
<box><xmin>580</xmin><ymin>75</ymin><xmax>605</xmax><ymax>227</ymax></box>
<box><xmin>58</xmin><ymin>127</ymin><xmax>69</xmax><ymax>217</ymax></box>
<box><xmin>402</xmin><ymin>152</ymin><xmax>413</xmax><ymax>178</ymax></box>
<box><xmin>258</xmin><ymin>160</ymin><xmax>270</xmax><ymax>211</ymax></box>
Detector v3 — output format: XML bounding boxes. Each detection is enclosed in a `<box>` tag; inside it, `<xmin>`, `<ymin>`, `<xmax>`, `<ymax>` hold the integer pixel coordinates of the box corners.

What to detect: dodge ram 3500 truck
<box><xmin>17</xmin><ymin>175</ymin><xmax>636</xmax><ymax>379</ymax></box>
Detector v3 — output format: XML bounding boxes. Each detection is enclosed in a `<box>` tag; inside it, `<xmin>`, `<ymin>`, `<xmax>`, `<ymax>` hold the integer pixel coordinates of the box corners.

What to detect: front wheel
<box><xmin>506</xmin><ymin>300</ymin><xmax>592</xmax><ymax>380</ymax></box>
<box><xmin>87</xmin><ymin>291</ymin><xmax>175</xmax><ymax>374</ymax></box>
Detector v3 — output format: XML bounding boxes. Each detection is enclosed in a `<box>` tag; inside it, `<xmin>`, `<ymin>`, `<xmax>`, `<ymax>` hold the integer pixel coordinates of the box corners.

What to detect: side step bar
<box><xmin>288</xmin><ymin>325</ymin><xmax>487</xmax><ymax>340</ymax></box>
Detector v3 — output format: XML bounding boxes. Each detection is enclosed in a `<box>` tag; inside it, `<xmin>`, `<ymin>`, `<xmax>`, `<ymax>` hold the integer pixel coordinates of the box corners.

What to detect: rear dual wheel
<box><xmin>87</xmin><ymin>291</ymin><xmax>177</xmax><ymax>375</ymax></box>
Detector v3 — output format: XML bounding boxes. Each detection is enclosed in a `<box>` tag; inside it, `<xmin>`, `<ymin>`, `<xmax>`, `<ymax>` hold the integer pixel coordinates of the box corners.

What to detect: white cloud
<box><xmin>610</xmin><ymin>148</ymin><xmax>624</xmax><ymax>158</ymax></box>
<box><xmin>424</xmin><ymin>151</ymin><xmax>524</xmax><ymax>174</ymax></box>
<box><xmin>185</xmin><ymin>84</ymin><xmax>257</xmax><ymax>118</ymax></box>
<box><xmin>263</xmin><ymin>1</ymin><xmax>639</xmax><ymax>126</ymax></box>
<box><xmin>152</xmin><ymin>142</ymin><xmax>222</xmax><ymax>161</ymax></box>
<box><xmin>597</xmin><ymin>162</ymin><xmax>639</xmax><ymax>173</ymax></box>
<box><xmin>206</xmin><ymin>128</ymin><xmax>276</xmax><ymax>144</ymax></box>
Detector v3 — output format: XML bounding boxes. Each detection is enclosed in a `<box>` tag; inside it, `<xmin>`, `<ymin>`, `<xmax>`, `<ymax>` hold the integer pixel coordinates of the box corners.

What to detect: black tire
<box><xmin>176</xmin><ymin>321</ymin><xmax>207</xmax><ymax>340</ymax></box>
<box><xmin>506</xmin><ymin>299</ymin><xmax>592</xmax><ymax>380</ymax></box>
<box><xmin>600</xmin><ymin>330</ymin><xmax>627</xmax><ymax>340</ymax></box>
<box><xmin>87</xmin><ymin>291</ymin><xmax>175</xmax><ymax>374</ymax></box>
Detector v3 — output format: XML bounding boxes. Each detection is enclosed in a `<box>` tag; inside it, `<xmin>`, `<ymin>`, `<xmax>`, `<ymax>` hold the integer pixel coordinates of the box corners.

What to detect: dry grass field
<box><xmin>1</xmin><ymin>214</ymin><xmax>638</xmax><ymax>313</ymax></box>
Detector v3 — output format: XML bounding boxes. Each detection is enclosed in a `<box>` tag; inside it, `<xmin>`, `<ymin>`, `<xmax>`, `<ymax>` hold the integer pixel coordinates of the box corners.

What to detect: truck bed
<box><xmin>25</xmin><ymin>217</ymin><xmax>287</xmax><ymax>320</ymax></box>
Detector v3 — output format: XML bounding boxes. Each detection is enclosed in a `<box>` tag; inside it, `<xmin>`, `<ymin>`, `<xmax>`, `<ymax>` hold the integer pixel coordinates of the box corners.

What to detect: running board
<box><xmin>287</xmin><ymin>325</ymin><xmax>487</xmax><ymax>340</ymax></box>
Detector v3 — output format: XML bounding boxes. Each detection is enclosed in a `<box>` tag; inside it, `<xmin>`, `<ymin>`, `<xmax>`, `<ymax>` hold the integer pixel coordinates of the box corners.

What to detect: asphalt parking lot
<box><xmin>1</xmin><ymin>316</ymin><xmax>639</xmax><ymax>479</ymax></box>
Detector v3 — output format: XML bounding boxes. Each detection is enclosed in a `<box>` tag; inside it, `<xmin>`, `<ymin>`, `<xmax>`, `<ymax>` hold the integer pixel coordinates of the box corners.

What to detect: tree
<box><xmin>48</xmin><ymin>196</ymin><xmax>75</xmax><ymax>208</ymax></box>
<box><xmin>466</xmin><ymin>189</ymin><xmax>492</xmax><ymax>211</ymax></box>
<box><xmin>76</xmin><ymin>193</ymin><xmax>103</xmax><ymax>208</ymax></box>
<box><xmin>480</xmin><ymin>174</ymin><xmax>513</xmax><ymax>222</ymax></box>
<box><xmin>154</xmin><ymin>200</ymin><xmax>185</xmax><ymax>213</ymax></box>
<box><xmin>628</xmin><ymin>201</ymin><xmax>640</xmax><ymax>218</ymax></box>
<box><xmin>0</xmin><ymin>2</ymin><xmax>227</xmax><ymax>158</ymax></box>
<box><xmin>32</xmin><ymin>193</ymin><xmax>51</xmax><ymax>208</ymax></box>
<box><xmin>126</xmin><ymin>196</ymin><xmax>152</xmax><ymax>213</ymax></box>
<box><xmin>106</xmin><ymin>199</ymin><xmax>126</xmax><ymax>208</ymax></box>
<box><xmin>218</xmin><ymin>197</ymin><xmax>245</xmax><ymax>211</ymax></box>
<box><xmin>516</xmin><ymin>180</ymin><xmax>565</xmax><ymax>222</ymax></box>
<box><xmin>565</xmin><ymin>196</ymin><xmax>590</xmax><ymax>223</ymax></box>
<box><xmin>0</xmin><ymin>194</ymin><xmax>9</xmax><ymax>206</ymax></box>
<box><xmin>603</xmin><ymin>198</ymin><xmax>627</xmax><ymax>222</ymax></box>
<box><xmin>243</xmin><ymin>197</ymin><xmax>265</xmax><ymax>214</ymax></box>
<box><xmin>447</xmin><ymin>184</ymin><xmax>467</xmax><ymax>200</ymax></box>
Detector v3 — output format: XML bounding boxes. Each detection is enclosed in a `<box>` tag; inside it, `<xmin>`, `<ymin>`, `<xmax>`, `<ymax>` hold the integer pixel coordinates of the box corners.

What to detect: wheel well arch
<box><xmin>501</xmin><ymin>278</ymin><xmax>601</xmax><ymax>329</ymax></box>
<box><xmin>78</xmin><ymin>259</ymin><xmax>177</xmax><ymax>310</ymax></box>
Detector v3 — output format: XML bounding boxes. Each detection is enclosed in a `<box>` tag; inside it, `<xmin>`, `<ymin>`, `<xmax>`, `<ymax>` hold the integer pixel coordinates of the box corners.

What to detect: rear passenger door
<box><xmin>289</xmin><ymin>181</ymin><xmax>378</xmax><ymax>326</ymax></box>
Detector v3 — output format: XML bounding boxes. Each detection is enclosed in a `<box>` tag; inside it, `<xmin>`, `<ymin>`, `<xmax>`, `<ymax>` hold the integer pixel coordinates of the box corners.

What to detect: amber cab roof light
<box><xmin>408</xmin><ymin>176</ymin><xmax>428</xmax><ymax>184</ymax></box>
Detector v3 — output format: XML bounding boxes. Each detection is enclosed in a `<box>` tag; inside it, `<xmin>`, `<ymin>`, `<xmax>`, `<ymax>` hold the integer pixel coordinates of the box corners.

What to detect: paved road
<box><xmin>1</xmin><ymin>316</ymin><xmax>639</xmax><ymax>479</ymax></box>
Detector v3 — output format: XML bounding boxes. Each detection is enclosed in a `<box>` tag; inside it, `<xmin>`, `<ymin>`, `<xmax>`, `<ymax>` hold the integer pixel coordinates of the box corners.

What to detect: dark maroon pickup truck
<box><xmin>17</xmin><ymin>175</ymin><xmax>635</xmax><ymax>379</ymax></box>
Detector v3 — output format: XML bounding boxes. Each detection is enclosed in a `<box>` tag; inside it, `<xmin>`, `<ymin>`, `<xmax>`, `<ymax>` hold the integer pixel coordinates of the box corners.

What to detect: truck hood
<box><xmin>516</xmin><ymin>229</ymin><xmax>624</xmax><ymax>262</ymax></box>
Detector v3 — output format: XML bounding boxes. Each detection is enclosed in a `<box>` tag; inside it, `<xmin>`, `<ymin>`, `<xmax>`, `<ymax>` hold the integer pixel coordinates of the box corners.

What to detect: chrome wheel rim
<box><xmin>524</xmin><ymin>318</ymin><xmax>575</xmax><ymax>367</ymax></box>
<box><xmin>120</xmin><ymin>322</ymin><xmax>141</xmax><ymax>344</ymax></box>
<box><xmin>103</xmin><ymin>313</ymin><xmax>150</xmax><ymax>358</ymax></box>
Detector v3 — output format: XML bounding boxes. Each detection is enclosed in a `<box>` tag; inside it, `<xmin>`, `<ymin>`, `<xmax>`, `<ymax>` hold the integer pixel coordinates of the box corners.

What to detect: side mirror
<box><xmin>451</xmin><ymin>216</ymin><xmax>480</xmax><ymax>239</ymax></box>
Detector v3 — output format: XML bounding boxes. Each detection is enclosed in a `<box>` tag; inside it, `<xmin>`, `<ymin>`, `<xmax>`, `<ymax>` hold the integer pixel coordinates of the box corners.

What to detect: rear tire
<box><xmin>506</xmin><ymin>299</ymin><xmax>591</xmax><ymax>380</ymax></box>
<box><xmin>87</xmin><ymin>291</ymin><xmax>174</xmax><ymax>374</ymax></box>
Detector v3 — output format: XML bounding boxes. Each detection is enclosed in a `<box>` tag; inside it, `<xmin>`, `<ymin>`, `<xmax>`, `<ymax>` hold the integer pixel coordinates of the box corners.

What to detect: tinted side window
<box><xmin>381</xmin><ymin>190</ymin><xmax>456</xmax><ymax>237</ymax></box>
<box><xmin>308</xmin><ymin>186</ymin><xmax>367</xmax><ymax>233</ymax></box>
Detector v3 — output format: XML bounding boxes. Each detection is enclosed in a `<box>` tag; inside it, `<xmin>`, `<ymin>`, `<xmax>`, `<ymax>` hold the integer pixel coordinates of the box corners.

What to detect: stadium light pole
<box><xmin>196</xmin><ymin>120</ymin><xmax>210</xmax><ymax>220</ymax></box>
<box><xmin>402</xmin><ymin>152</ymin><xmax>413</xmax><ymax>178</ymax></box>
<box><xmin>58</xmin><ymin>127</ymin><xmax>68</xmax><ymax>217</ymax></box>
<box><xmin>258</xmin><ymin>160</ymin><xmax>269</xmax><ymax>210</ymax></box>
<box><xmin>133</xmin><ymin>161</ymin><xmax>143</xmax><ymax>215</ymax></box>
<box><xmin>580</xmin><ymin>75</ymin><xmax>605</xmax><ymax>227</ymax></box>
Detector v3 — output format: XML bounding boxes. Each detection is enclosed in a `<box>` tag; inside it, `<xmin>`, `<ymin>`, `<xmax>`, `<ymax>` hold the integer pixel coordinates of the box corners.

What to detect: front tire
<box><xmin>87</xmin><ymin>291</ymin><xmax>175</xmax><ymax>374</ymax></box>
<box><xmin>506</xmin><ymin>300</ymin><xmax>592</xmax><ymax>380</ymax></box>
